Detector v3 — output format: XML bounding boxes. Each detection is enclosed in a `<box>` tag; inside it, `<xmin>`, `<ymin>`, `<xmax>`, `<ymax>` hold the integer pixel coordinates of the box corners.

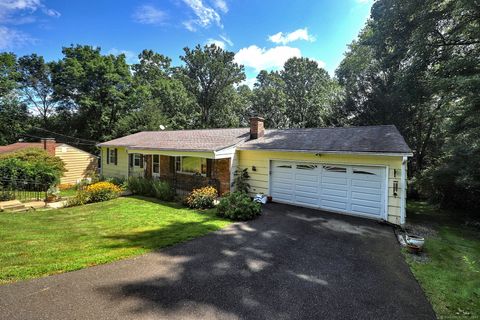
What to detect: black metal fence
<box><xmin>0</xmin><ymin>179</ymin><xmax>49</xmax><ymax>202</ymax></box>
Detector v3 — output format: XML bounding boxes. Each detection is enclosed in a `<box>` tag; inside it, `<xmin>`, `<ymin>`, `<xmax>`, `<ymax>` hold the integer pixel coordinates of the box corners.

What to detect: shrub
<box><xmin>126</xmin><ymin>176</ymin><xmax>174</xmax><ymax>201</ymax></box>
<box><xmin>216</xmin><ymin>192</ymin><xmax>262</xmax><ymax>221</ymax></box>
<box><xmin>0</xmin><ymin>148</ymin><xmax>66</xmax><ymax>185</ymax></box>
<box><xmin>84</xmin><ymin>181</ymin><xmax>122</xmax><ymax>203</ymax></box>
<box><xmin>66</xmin><ymin>191</ymin><xmax>90</xmax><ymax>207</ymax></box>
<box><xmin>0</xmin><ymin>191</ymin><xmax>15</xmax><ymax>201</ymax></box>
<box><xmin>232</xmin><ymin>168</ymin><xmax>251</xmax><ymax>193</ymax></box>
<box><xmin>185</xmin><ymin>186</ymin><xmax>217</xmax><ymax>209</ymax></box>
<box><xmin>127</xmin><ymin>176</ymin><xmax>152</xmax><ymax>195</ymax></box>
<box><xmin>151</xmin><ymin>179</ymin><xmax>175</xmax><ymax>201</ymax></box>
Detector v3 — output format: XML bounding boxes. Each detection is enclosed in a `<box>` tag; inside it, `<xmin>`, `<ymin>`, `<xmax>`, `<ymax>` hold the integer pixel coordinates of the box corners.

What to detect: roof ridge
<box><xmin>266</xmin><ymin>125</ymin><xmax>396</xmax><ymax>131</ymax></box>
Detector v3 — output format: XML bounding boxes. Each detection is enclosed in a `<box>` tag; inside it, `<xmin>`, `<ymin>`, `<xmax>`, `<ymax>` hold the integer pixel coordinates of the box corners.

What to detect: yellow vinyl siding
<box><xmin>55</xmin><ymin>145</ymin><xmax>97</xmax><ymax>184</ymax></box>
<box><xmin>101</xmin><ymin>147</ymin><xmax>129</xmax><ymax>179</ymax></box>
<box><xmin>237</xmin><ymin>150</ymin><xmax>404</xmax><ymax>225</ymax></box>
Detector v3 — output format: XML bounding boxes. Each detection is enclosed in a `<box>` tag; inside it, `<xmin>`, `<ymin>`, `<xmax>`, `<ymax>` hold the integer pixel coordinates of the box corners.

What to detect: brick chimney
<box><xmin>41</xmin><ymin>138</ymin><xmax>56</xmax><ymax>156</ymax></box>
<box><xmin>250</xmin><ymin>117</ymin><xmax>265</xmax><ymax>139</ymax></box>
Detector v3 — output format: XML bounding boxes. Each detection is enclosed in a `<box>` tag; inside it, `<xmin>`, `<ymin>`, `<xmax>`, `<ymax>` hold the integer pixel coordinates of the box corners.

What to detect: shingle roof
<box><xmin>238</xmin><ymin>125</ymin><xmax>411</xmax><ymax>154</ymax></box>
<box><xmin>97</xmin><ymin>128</ymin><xmax>251</xmax><ymax>152</ymax></box>
<box><xmin>0</xmin><ymin>142</ymin><xmax>59</xmax><ymax>154</ymax></box>
<box><xmin>98</xmin><ymin>125</ymin><xmax>411</xmax><ymax>154</ymax></box>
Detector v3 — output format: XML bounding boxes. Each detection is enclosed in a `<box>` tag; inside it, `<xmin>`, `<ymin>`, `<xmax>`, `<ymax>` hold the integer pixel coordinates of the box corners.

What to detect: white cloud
<box><xmin>212</xmin><ymin>0</ymin><xmax>228</xmax><ymax>13</ymax></box>
<box><xmin>0</xmin><ymin>26</ymin><xmax>34</xmax><ymax>49</ymax></box>
<box><xmin>268</xmin><ymin>28</ymin><xmax>315</xmax><ymax>45</ymax></box>
<box><xmin>235</xmin><ymin>45</ymin><xmax>302</xmax><ymax>71</ymax></box>
<box><xmin>313</xmin><ymin>59</ymin><xmax>326</xmax><ymax>69</ymax></box>
<box><xmin>107</xmin><ymin>48</ymin><xmax>139</xmax><ymax>64</ymax></box>
<box><xmin>206</xmin><ymin>38</ymin><xmax>225</xmax><ymax>49</ymax></box>
<box><xmin>42</xmin><ymin>8</ymin><xmax>60</xmax><ymax>17</ymax></box>
<box><xmin>132</xmin><ymin>5</ymin><xmax>167</xmax><ymax>25</ymax></box>
<box><xmin>182</xmin><ymin>0</ymin><xmax>222</xmax><ymax>31</ymax></box>
<box><xmin>219</xmin><ymin>34</ymin><xmax>233</xmax><ymax>46</ymax></box>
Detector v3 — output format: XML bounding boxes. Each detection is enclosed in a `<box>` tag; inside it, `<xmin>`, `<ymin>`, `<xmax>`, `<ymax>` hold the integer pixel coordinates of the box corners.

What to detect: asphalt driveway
<box><xmin>0</xmin><ymin>203</ymin><xmax>435</xmax><ymax>320</ymax></box>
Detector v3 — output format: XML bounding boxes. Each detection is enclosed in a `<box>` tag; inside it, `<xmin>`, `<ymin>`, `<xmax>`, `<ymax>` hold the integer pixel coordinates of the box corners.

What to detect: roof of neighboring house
<box><xmin>98</xmin><ymin>125</ymin><xmax>411</xmax><ymax>155</ymax></box>
<box><xmin>0</xmin><ymin>142</ymin><xmax>59</xmax><ymax>154</ymax></box>
<box><xmin>97</xmin><ymin>128</ymin><xmax>251</xmax><ymax>152</ymax></box>
<box><xmin>238</xmin><ymin>125</ymin><xmax>411</xmax><ymax>154</ymax></box>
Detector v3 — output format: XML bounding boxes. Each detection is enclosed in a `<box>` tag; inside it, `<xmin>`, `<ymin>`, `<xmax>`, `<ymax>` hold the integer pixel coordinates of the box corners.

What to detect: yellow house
<box><xmin>98</xmin><ymin>117</ymin><xmax>411</xmax><ymax>225</ymax></box>
<box><xmin>0</xmin><ymin>138</ymin><xmax>98</xmax><ymax>185</ymax></box>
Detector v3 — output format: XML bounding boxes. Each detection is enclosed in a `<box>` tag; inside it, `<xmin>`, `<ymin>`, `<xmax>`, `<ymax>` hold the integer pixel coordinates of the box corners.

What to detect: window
<box><xmin>153</xmin><ymin>155</ymin><xmax>160</xmax><ymax>174</ymax></box>
<box><xmin>108</xmin><ymin>148</ymin><xmax>117</xmax><ymax>165</ymax></box>
<box><xmin>134</xmin><ymin>154</ymin><xmax>141</xmax><ymax>167</ymax></box>
<box><xmin>353</xmin><ymin>169</ymin><xmax>375</xmax><ymax>175</ymax></box>
<box><xmin>323</xmin><ymin>166</ymin><xmax>346</xmax><ymax>173</ymax></box>
<box><xmin>276</xmin><ymin>165</ymin><xmax>292</xmax><ymax>168</ymax></box>
<box><xmin>175</xmin><ymin>156</ymin><xmax>207</xmax><ymax>175</ymax></box>
<box><xmin>296</xmin><ymin>164</ymin><xmax>317</xmax><ymax>170</ymax></box>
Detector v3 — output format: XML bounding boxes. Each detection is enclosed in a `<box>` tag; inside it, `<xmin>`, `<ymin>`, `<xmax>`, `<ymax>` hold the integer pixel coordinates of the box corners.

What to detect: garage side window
<box><xmin>323</xmin><ymin>166</ymin><xmax>346</xmax><ymax>173</ymax></box>
<box><xmin>276</xmin><ymin>165</ymin><xmax>292</xmax><ymax>168</ymax></box>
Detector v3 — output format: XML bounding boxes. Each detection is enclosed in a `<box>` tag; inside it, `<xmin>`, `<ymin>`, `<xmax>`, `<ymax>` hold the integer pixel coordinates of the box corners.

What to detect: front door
<box><xmin>152</xmin><ymin>155</ymin><xmax>160</xmax><ymax>179</ymax></box>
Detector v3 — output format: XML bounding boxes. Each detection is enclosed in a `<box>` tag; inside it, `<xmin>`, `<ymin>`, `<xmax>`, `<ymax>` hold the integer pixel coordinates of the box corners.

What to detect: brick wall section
<box><xmin>211</xmin><ymin>158</ymin><xmax>230</xmax><ymax>195</ymax></box>
<box><xmin>42</xmin><ymin>138</ymin><xmax>56</xmax><ymax>156</ymax></box>
<box><xmin>250</xmin><ymin>117</ymin><xmax>265</xmax><ymax>139</ymax></box>
<box><xmin>159</xmin><ymin>155</ymin><xmax>171</xmax><ymax>179</ymax></box>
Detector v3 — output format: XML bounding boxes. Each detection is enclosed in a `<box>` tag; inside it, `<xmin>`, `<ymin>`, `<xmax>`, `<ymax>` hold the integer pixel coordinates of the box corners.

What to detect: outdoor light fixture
<box><xmin>252</xmin><ymin>166</ymin><xmax>257</xmax><ymax>171</ymax></box>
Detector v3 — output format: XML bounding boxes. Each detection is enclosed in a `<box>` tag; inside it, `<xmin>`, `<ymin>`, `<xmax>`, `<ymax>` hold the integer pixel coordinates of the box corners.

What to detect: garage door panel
<box><xmin>351</xmin><ymin>191</ymin><xmax>382</xmax><ymax>202</ymax></box>
<box><xmin>271</xmin><ymin>161</ymin><xmax>385</xmax><ymax>219</ymax></box>
<box><xmin>351</xmin><ymin>180</ymin><xmax>382</xmax><ymax>189</ymax></box>
<box><xmin>322</xmin><ymin>177</ymin><xmax>348</xmax><ymax>186</ymax></box>
<box><xmin>351</xmin><ymin>204</ymin><xmax>382</xmax><ymax>215</ymax></box>
<box><xmin>322</xmin><ymin>188</ymin><xmax>348</xmax><ymax>197</ymax></box>
<box><xmin>321</xmin><ymin>199</ymin><xmax>348</xmax><ymax>211</ymax></box>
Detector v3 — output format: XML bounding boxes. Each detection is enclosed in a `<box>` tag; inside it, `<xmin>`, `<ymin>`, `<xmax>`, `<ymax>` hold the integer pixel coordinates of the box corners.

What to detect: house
<box><xmin>98</xmin><ymin>117</ymin><xmax>412</xmax><ymax>225</ymax></box>
<box><xmin>0</xmin><ymin>138</ymin><xmax>98</xmax><ymax>185</ymax></box>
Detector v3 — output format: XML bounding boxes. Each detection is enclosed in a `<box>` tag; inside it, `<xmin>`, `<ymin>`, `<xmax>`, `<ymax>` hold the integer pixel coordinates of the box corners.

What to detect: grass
<box><xmin>0</xmin><ymin>196</ymin><xmax>230</xmax><ymax>284</ymax></box>
<box><xmin>59</xmin><ymin>187</ymin><xmax>78</xmax><ymax>198</ymax></box>
<box><xmin>405</xmin><ymin>201</ymin><xmax>480</xmax><ymax>319</ymax></box>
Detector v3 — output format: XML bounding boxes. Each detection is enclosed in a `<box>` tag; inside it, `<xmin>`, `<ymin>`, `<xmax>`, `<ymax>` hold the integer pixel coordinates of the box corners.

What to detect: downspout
<box><xmin>400</xmin><ymin>156</ymin><xmax>407</xmax><ymax>225</ymax></box>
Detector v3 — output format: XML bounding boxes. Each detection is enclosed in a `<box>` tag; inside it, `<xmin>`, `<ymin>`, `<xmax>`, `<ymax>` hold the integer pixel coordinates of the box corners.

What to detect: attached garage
<box><xmin>237</xmin><ymin>120</ymin><xmax>412</xmax><ymax>225</ymax></box>
<box><xmin>271</xmin><ymin>161</ymin><xmax>387</xmax><ymax>219</ymax></box>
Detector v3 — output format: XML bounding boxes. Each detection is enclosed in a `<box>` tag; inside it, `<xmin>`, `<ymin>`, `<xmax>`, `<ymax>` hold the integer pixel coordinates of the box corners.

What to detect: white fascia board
<box><xmin>214</xmin><ymin>146</ymin><xmax>237</xmax><ymax>159</ymax></box>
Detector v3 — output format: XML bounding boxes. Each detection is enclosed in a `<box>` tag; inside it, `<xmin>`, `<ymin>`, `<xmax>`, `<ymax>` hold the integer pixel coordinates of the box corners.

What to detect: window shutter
<box><xmin>206</xmin><ymin>159</ymin><xmax>213</xmax><ymax>178</ymax></box>
<box><xmin>140</xmin><ymin>154</ymin><xmax>144</xmax><ymax>168</ymax></box>
<box><xmin>114</xmin><ymin>148</ymin><xmax>118</xmax><ymax>165</ymax></box>
<box><xmin>106</xmin><ymin>148</ymin><xmax>110</xmax><ymax>164</ymax></box>
<box><xmin>129</xmin><ymin>154</ymin><xmax>133</xmax><ymax>168</ymax></box>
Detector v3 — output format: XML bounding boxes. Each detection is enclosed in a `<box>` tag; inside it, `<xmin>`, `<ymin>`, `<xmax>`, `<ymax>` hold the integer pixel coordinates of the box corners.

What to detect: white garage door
<box><xmin>271</xmin><ymin>161</ymin><xmax>386</xmax><ymax>218</ymax></box>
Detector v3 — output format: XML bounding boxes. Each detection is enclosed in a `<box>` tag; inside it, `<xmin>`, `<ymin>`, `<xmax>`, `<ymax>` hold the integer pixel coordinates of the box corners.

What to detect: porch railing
<box><xmin>161</xmin><ymin>175</ymin><xmax>220</xmax><ymax>194</ymax></box>
<box><xmin>0</xmin><ymin>179</ymin><xmax>49</xmax><ymax>202</ymax></box>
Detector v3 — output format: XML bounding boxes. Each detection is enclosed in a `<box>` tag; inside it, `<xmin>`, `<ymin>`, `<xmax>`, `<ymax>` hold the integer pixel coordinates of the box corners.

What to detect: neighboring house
<box><xmin>0</xmin><ymin>138</ymin><xmax>98</xmax><ymax>185</ymax></box>
<box><xmin>98</xmin><ymin>117</ymin><xmax>412</xmax><ymax>225</ymax></box>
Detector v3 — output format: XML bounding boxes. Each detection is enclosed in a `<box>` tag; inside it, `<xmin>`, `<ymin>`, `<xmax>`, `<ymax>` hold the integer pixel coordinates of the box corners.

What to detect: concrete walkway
<box><xmin>0</xmin><ymin>203</ymin><xmax>435</xmax><ymax>320</ymax></box>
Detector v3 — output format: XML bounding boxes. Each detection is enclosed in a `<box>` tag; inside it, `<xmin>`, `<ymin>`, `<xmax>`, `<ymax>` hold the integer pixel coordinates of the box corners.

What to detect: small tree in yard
<box><xmin>0</xmin><ymin>148</ymin><xmax>66</xmax><ymax>185</ymax></box>
<box><xmin>232</xmin><ymin>168</ymin><xmax>250</xmax><ymax>193</ymax></box>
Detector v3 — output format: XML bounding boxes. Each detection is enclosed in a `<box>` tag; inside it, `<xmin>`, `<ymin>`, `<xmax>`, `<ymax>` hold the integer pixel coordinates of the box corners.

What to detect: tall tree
<box><xmin>179</xmin><ymin>44</ymin><xmax>245</xmax><ymax>127</ymax></box>
<box><xmin>51</xmin><ymin>45</ymin><xmax>132</xmax><ymax>142</ymax></box>
<box><xmin>17</xmin><ymin>54</ymin><xmax>56</xmax><ymax>126</ymax></box>
<box><xmin>281</xmin><ymin>57</ymin><xmax>336</xmax><ymax>128</ymax></box>
<box><xmin>251</xmin><ymin>70</ymin><xmax>289</xmax><ymax>128</ymax></box>
<box><xmin>0</xmin><ymin>53</ymin><xmax>29</xmax><ymax>145</ymax></box>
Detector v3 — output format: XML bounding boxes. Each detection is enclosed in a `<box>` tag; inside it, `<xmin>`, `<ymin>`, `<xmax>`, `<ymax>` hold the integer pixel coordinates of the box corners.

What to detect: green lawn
<box><xmin>0</xmin><ymin>196</ymin><xmax>230</xmax><ymax>284</ymax></box>
<box><xmin>405</xmin><ymin>201</ymin><xmax>480</xmax><ymax>319</ymax></box>
<box><xmin>59</xmin><ymin>188</ymin><xmax>78</xmax><ymax>198</ymax></box>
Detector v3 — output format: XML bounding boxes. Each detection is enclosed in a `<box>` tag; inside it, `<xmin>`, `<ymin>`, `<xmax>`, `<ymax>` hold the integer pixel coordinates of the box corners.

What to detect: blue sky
<box><xmin>0</xmin><ymin>0</ymin><xmax>373</xmax><ymax>84</ymax></box>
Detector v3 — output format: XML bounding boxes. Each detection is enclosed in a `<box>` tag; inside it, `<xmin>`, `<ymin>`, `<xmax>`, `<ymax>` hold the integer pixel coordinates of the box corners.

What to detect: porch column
<box><xmin>212</xmin><ymin>158</ymin><xmax>231</xmax><ymax>195</ymax></box>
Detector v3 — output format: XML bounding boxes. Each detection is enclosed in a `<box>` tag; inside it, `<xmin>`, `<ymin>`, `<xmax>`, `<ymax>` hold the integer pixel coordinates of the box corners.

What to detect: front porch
<box><xmin>127</xmin><ymin>153</ymin><xmax>231</xmax><ymax>195</ymax></box>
